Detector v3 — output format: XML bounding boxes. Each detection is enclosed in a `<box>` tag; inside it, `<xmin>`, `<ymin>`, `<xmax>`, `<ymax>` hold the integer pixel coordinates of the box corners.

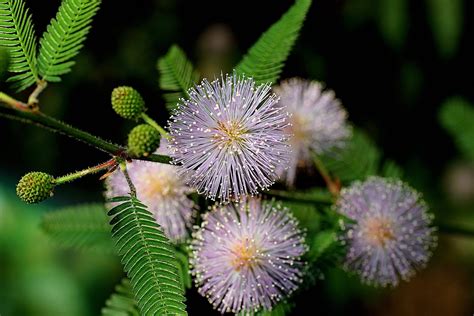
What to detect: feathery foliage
<box><xmin>320</xmin><ymin>130</ymin><xmax>381</xmax><ymax>183</ymax></box>
<box><xmin>38</xmin><ymin>0</ymin><xmax>101</xmax><ymax>82</ymax></box>
<box><xmin>41</xmin><ymin>203</ymin><xmax>114</xmax><ymax>253</ymax></box>
<box><xmin>320</xmin><ymin>130</ymin><xmax>405</xmax><ymax>182</ymax></box>
<box><xmin>284</xmin><ymin>199</ymin><xmax>322</xmax><ymax>235</ymax></box>
<box><xmin>0</xmin><ymin>0</ymin><xmax>39</xmax><ymax>91</ymax></box>
<box><xmin>439</xmin><ymin>97</ymin><xmax>474</xmax><ymax>160</ymax></box>
<box><xmin>174</xmin><ymin>248</ymin><xmax>192</xmax><ymax>290</ymax></box>
<box><xmin>307</xmin><ymin>230</ymin><xmax>338</xmax><ymax>262</ymax></box>
<box><xmin>157</xmin><ymin>45</ymin><xmax>199</xmax><ymax>112</ymax></box>
<box><xmin>107</xmin><ymin>195</ymin><xmax>187</xmax><ymax>315</ymax></box>
<box><xmin>235</xmin><ymin>0</ymin><xmax>312</xmax><ymax>84</ymax></box>
<box><xmin>303</xmin><ymin>229</ymin><xmax>345</xmax><ymax>288</ymax></box>
<box><xmin>101</xmin><ymin>278</ymin><xmax>139</xmax><ymax>316</ymax></box>
<box><xmin>0</xmin><ymin>46</ymin><xmax>9</xmax><ymax>78</ymax></box>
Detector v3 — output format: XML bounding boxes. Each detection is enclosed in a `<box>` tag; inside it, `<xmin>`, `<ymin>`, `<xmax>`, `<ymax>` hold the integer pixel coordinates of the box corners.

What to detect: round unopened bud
<box><xmin>111</xmin><ymin>86</ymin><xmax>146</xmax><ymax>120</ymax></box>
<box><xmin>128</xmin><ymin>124</ymin><xmax>160</xmax><ymax>157</ymax></box>
<box><xmin>16</xmin><ymin>172</ymin><xmax>55</xmax><ymax>204</ymax></box>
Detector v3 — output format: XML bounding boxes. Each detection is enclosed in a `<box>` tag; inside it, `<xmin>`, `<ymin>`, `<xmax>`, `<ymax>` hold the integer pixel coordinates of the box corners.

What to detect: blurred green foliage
<box><xmin>439</xmin><ymin>97</ymin><xmax>474</xmax><ymax>161</ymax></box>
<box><xmin>0</xmin><ymin>181</ymin><xmax>123</xmax><ymax>316</ymax></box>
<box><xmin>426</xmin><ymin>0</ymin><xmax>463</xmax><ymax>58</ymax></box>
<box><xmin>0</xmin><ymin>0</ymin><xmax>473</xmax><ymax>315</ymax></box>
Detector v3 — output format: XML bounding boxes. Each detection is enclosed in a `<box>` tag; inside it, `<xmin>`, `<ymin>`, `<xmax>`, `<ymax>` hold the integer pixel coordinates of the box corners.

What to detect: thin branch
<box><xmin>265</xmin><ymin>189</ymin><xmax>334</xmax><ymax>204</ymax></box>
<box><xmin>0</xmin><ymin>99</ymin><xmax>171</xmax><ymax>164</ymax></box>
<box><xmin>121</xmin><ymin>163</ymin><xmax>137</xmax><ymax>198</ymax></box>
<box><xmin>55</xmin><ymin>158</ymin><xmax>118</xmax><ymax>185</ymax></box>
<box><xmin>141</xmin><ymin>113</ymin><xmax>171</xmax><ymax>140</ymax></box>
<box><xmin>28</xmin><ymin>80</ymin><xmax>48</xmax><ymax>108</ymax></box>
<box><xmin>438</xmin><ymin>223</ymin><xmax>474</xmax><ymax>238</ymax></box>
<box><xmin>313</xmin><ymin>153</ymin><xmax>340</xmax><ymax>196</ymax></box>
<box><xmin>0</xmin><ymin>92</ymin><xmax>29</xmax><ymax>111</ymax></box>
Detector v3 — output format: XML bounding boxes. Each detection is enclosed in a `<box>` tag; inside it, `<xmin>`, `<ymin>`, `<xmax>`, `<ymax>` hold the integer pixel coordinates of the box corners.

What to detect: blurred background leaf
<box><xmin>439</xmin><ymin>97</ymin><xmax>474</xmax><ymax>161</ymax></box>
<box><xmin>0</xmin><ymin>181</ymin><xmax>122</xmax><ymax>316</ymax></box>
<box><xmin>425</xmin><ymin>0</ymin><xmax>463</xmax><ymax>58</ymax></box>
<box><xmin>41</xmin><ymin>203</ymin><xmax>114</xmax><ymax>253</ymax></box>
<box><xmin>1</xmin><ymin>0</ymin><xmax>474</xmax><ymax>315</ymax></box>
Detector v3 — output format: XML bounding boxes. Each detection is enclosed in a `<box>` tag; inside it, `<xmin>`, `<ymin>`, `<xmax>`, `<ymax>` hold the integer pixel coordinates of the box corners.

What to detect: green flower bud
<box><xmin>16</xmin><ymin>172</ymin><xmax>55</xmax><ymax>204</ymax></box>
<box><xmin>128</xmin><ymin>124</ymin><xmax>160</xmax><ymax>157</ymax></box>
<box><xmin>111</xmin><ymin>86</ymin><xmax>146</xmax><ymax>120</ymax></box>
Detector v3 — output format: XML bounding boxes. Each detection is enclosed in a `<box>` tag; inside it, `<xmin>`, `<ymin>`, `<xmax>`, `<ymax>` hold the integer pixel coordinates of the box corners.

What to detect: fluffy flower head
<box><xmin>105</xmin><ymin>142</ymin><xmax>195</xmax><ymax>242</ymax></box>
<box><xmin>337</xmin><ymin>176</ymin><xmax>436</xmax><ymax>286</ymax></box>
<box><xmin>191</xmin><ymin>198</ymin><xmax>307</xmax><ymax>314</ymax></box>
<box><xmin>168</xmin><ymin>73</ymin><xmax>290</xmax><ymax>202</ymax></box>
<box><xmin>274</xmin><ymin>78</ymin><xmax>351</xmax><ymax>185</ymax></box>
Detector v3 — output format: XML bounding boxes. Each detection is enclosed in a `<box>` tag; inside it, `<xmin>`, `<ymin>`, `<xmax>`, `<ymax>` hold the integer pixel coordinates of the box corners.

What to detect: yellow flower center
<box><xmin>214</xmin><ymin>121</ymin><xmax>246</xmax><ymax>147</ymax></box>
<box><xmin>140</xmin><ymin>171</ymin><xmax>174</xmax><ymax>200</ymax></box>
<box><xmin>289</xmin><ymin>114</ymin><xmax>309</xmax><ymax>144</ymax></box>
<box><xmin>230</xmin><ymin>238</ymin><xmax>259</xmax><ymax>271</ymax></box>
<box><xmin>362</xmin><ymin>217</ymin><xmax>395</xmax><ymax>247</ymax></box>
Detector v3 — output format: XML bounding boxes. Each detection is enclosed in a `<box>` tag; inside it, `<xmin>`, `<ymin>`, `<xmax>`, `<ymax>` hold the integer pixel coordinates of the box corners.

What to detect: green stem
<box><xmin>28</xmin><ymin>80</ymin><xmax>48</xmax><ymax>107</ymax></box>
<box><xmin>121</xmin><ymin>162</ymin><xmax>137</xmax><ymax>198</ymax></box>
<box><xmin>438</xmin><ymin>223</ymin><xmax>474</xmax><ymax>237</ymax></box>
<box><xmin>265</xmin><ymin>189</ymin><xmax>334</xmax><ymax>204</ymax></box>
<box><xmin>0</xmin><ymin>92</ymin><xmax>29</xmax><ymax>111</ymax></box>
<box><xmin>313</xmin><ymin>154</ymin><xmax>340</xmax><ymax>196</ymax></box>
<box><xmin>141</xmin><ymin>113</ymin><xmax>171</xmax><ymax>140</ymax></box>
<box><xmin>55</xmin><ymin>158</ymin><xmax>117</xmax><ymax>185</ymax></box>
<box><xmin>0</xmin><ymin>95</ymin><xmax>171</xmax><ymax>164</ymax></box>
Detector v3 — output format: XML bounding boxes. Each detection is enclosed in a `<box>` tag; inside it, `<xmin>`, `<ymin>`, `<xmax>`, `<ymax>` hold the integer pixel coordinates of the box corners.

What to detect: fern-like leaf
<box><xmin>307</xmin><ymin>230</ymin><xmax>338</xmax><ymax>262</ymax></box>
<box><xmin>108</xmin><ymin>195</ymin><xmax>187</xmax><ymax>315</ymax></box>
<box><xmin>304</xmin><ymin>231</ymin><xmax>344</xmax><ymax>288</ymax></box>
<box><xmin>174</xmin><ymin>248</ymin><xmax>192</xmax><ymax>290</ymax></box>
<box><xmin>0</xmin><ymin>0</ymin><xmax>39</xmax><ymax>91</ymax></box>
<box><xmin>439</xmin><ymin>97</ymin><xmax>474</xmax><ymax>160</ymax></box>
<box><xmin>320</xmin><ymin>130</ymin><xmax>381</xmax><ymax>183</ymax></box>
<box><xmin>37</xmin><ymin>0</ymin><xmax>101</xmax><ymax>82</ymax></box>
<box><xmin>235</xmin><ymin>0</ymin><xmax>312</xmax><ymax>85</ymax></box>
<box><xmin>41</xmin><ymin>203</ymin><xmax>114</xmax><ymax>253</ymax></box>
<box><xmin>101</xmin><ymin>278</ymin><xmax>139</xmax><ymax>316</ymax></box>
<box><xmin>157</xmin><ymin>45</ymin><xmax>199</xmax><ymax>112</ymax></box>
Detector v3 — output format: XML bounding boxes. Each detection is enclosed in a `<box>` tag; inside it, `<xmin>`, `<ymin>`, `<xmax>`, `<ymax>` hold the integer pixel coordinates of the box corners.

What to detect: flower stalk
<box><xmin>0</xmin><ymin>91</ymin><xmax>171</xmax><ymax>164</ymax></box>
<box><xmin>0</xmin><ymin>92</ymin><xmax>29</xmax><ymax>111</ymax></box>
<box><xmin>437</xmin><ymin>223</ymin><xmax>474</xmax><ymax>237</ymax></box>
<box><xmin>28</xmin><ymin>80</ymin><xmax>48</xmax><ymax>108</ymax></box>
<box><xmin>55</xmin><ymin>158</ymin><xmax>118</xmax><ymax>185</ymax></box>
<box><xmin>120</xmin><ymin>162</ymin><xmax>137</xmax><ymax>198</ymax></box>
<box><xmin>265</xmin><ymin>189</ymin><xmax>334</xmax><ymax>204</ymax></box>
<box><xmin>313</xmin><ymin>153</ymin><xmax>340</xmax><ymax>196</ymax></box>
<box><xmin>141</xmin><ymin>113</ymin><xmax>171</xmax><ymax>140</ymax></box>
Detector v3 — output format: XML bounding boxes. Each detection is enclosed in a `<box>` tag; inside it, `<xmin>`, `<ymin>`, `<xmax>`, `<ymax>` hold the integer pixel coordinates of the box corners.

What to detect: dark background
<box><xmin>1</xmin><ymin>0</ymin><xmax>473</xmax><ymax>315</ymax></box>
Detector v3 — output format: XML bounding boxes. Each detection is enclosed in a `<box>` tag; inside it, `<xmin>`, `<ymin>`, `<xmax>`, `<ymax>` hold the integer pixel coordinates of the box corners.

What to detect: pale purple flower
<box><xmin>168</xmin><ymin>73</ymin><xmax>290</xmax><ymax>202</ymax></box>
<box><xmin>105</xmin><ymin>141</ymin><xmax>196</xmax><ymax>243</ymax></box>
<box><xmin>274</xmin><ymin>78</ymin><xmax>351</xmax><ymax>186</ymax></box>
<box><xmin>337</xmin><ymin>176</ymin><xmax>436</xmax><ymax>286</ymax></box>
<box><xmin>190</xmin><ymin>198</ymin><xmax>307</xmax><ymax>314</ymax></box>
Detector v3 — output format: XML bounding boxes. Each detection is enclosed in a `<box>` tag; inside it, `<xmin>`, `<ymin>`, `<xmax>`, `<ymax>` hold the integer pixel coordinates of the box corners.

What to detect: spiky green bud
<box><xmin>128</xmin><ymin>124</ymin><xmax>160</xmax><ymax>157</ymax></box>
<box><xmin>111</xmin><ymin>86</ymin><xmax>146</xmax><ymax>120</ymax></box>
<box><xmin>16</xmin><ymin>172</ymin><xmax>55</xmax><ymax>204</ymax></box>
